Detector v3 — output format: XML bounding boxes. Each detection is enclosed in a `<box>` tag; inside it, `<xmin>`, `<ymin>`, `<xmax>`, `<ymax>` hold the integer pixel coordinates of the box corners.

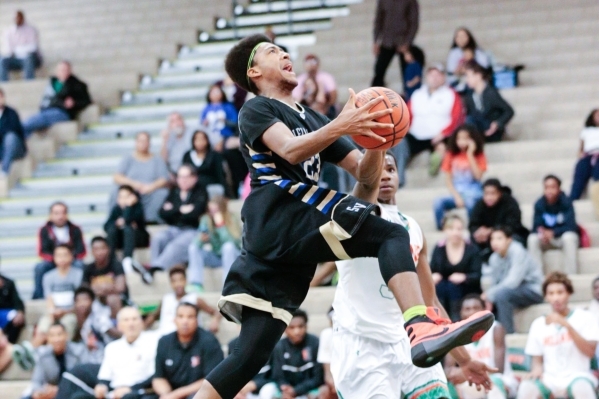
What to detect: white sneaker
<box><xmin>122</xmin><ymin>257</ymin><xmax>134</xmax><ymax>274</ymax></box>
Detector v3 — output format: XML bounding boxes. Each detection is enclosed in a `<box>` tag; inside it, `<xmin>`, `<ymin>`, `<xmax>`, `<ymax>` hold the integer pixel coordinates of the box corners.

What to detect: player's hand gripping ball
<box><xmin>352</xmin><ymin>87</ymin><xmax>410</xmax><ymax>150</ymax></box>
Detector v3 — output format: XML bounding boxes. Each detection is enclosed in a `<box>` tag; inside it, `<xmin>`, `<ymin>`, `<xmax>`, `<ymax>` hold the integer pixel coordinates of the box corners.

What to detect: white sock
<box><xmin>122</xmin><ymin>257</ymin><xmax>133</xmax><ymax>274</ymax></box>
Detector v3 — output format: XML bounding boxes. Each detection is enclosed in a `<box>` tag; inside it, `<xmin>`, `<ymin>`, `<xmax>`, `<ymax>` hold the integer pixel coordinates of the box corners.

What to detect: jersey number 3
<box><xmin>303</xmin><ymin>155</ymin><xmax>321</xmax><ymax>182</ymax></box>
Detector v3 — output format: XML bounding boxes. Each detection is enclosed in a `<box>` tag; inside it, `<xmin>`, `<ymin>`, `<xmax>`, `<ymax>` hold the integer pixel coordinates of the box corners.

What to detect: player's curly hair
<box><xmin>542</xmin><ymin>271</ymin><xmax>574</xmax><ymax>296</ymax></box>
<box><xmin>224</xmin><ymin>34</ymin><xmax>272</xmax><ymax>95</ymax></box>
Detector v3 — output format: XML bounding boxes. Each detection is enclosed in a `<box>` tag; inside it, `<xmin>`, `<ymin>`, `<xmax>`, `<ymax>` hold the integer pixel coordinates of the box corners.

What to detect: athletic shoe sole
<box><xmin>132</xmin><ymin>260</ymin><xmax>153</xmax><ymax>284</ymax></box>
<box><xmin>411</xmin><ymin>311</ymin><xmax>494</xmax><ymax>368</ymax></box>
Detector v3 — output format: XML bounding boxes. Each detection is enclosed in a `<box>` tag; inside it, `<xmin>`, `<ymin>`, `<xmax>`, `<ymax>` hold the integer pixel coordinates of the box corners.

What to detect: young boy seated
<box><xmin>445</xmin><ymin>294</ymin><xmax>518</xmax><ymax>399</ymax></box>
<box><xmin>271</xmin><ymin>309</ymin><xmax>323</xmax><ymax>399</ymax></box>
<box><xmin>33</xmin><ymin>245</ymin><xmax>83</xmax><ymax>346</ymax></box>
<box><xmin>516</xmin><ymin>272</ymin><xmax>599</xmax><ymax>399</ymax></box>
<box><xmin>144</xmin><ymin>266</ymin><xmax>221</xmax><ymax>336</ymax></box>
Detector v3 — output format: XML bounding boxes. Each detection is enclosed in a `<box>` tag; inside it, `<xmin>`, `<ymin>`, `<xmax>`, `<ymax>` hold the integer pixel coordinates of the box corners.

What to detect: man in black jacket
<box><xmin>469</xmin><ymin>179</ymin><xmax>528</xmax><ymax>259</ymax></box>
<box><xmin>152</xmin><ymin>303</ymin><xmax>224</xmax><ymax>399</ymax></box>
<box><xmin>0</xmin><ymin>268</ymin><xmax>25</xmax><ymax>343</ymax></box>
<box><xmin>464</xmin><ymin>61</ymin><xmax>514</xmax><ymax>142</ymax></box>
<box><xmin>528</xmin><ymin>175</ymin><xmax>579</xmax><ymax>274</ymax></box>
<box><xmin>150</xmin><ymin>164</ymin><xmax>208</xmax><ymax>272</ymax></box>
<box><xmin>22</xmin><ymin>60</ymin><xmax>91</xmax><ymax>138</ymax></box>
<box><xmin>33</xmin><ymin>201</ymin><xmax>86</xmax><ymax>299</ymax></box>
<box><xmin>0</xmin><ymin>88</ymin><xmax>27</xmax><ymax>177</ymax></box>
<box><xmin>271</xmin><ymin>309</ymin><xmax>324</xmax><ymax>399</ymax></box>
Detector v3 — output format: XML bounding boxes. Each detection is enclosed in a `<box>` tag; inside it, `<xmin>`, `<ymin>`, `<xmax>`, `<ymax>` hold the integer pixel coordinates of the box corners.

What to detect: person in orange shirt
<box><xmin>434</xmin><ymin>125</ymin><xmax>487</xmax><ymax>230</ymax></box>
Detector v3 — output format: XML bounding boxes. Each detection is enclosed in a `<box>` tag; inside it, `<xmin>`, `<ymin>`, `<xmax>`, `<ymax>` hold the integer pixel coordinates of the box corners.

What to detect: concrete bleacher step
<box><xmin>0</xmin><ymin>380</ymin><xmax>30</xmax><ymax>399</ymax></box>
<box><xmin>33</xmin><ymin>157</ymin><xmax>121</xmax><ymax>178</ymax></box>
<box><xmin>202</xmin><ymin>20</ymin><xmax>332</xmax><ymax>42</ymax></box>
<box><xmin>219</xmin><ymin>6</ymin><xmax>350</xmax><ymax>29</ymax></box>
<box><xmin>141</xmin><ymin>70</ymin><xmax>225</xmax><ymax>89</ymax></box>
<box><xmin>123</xmin><ymin>85</ymin><xmax>211</xmax><ymax>106</ymax></box>
<box><xmin>0</xmin><ymin>212</ymin><xmax>106</xmax><ymax>238</ymax></box>
<box><xmin>241</xmin><ymin>0</ymin><xmax>361</xmax><ymax>15</ymax></box>
<box><xmin>9</xmin><ymin>175</ymin><xmax>113</xmax><ymax>198</ymax></box>
<box><xmin>104</xmin><ymin>100</ymin><xmax>204</xmax><ymax>121</ymax></box>
<box><xmin>0</xmin><ymin>193</ymin><xmax>110</xmax><ymax>218</ymax></box>
<box><xmin>55</xmin><ymin>139</ymin><xmax>160</xmax><ymax>158</ymax></box>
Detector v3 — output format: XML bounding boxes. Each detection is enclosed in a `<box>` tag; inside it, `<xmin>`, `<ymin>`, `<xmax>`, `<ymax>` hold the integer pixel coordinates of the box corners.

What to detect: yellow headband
<box><xmin>246</xmin><ymin>42</ymin><xmax>269</xmax><ymax>87</ymax></box>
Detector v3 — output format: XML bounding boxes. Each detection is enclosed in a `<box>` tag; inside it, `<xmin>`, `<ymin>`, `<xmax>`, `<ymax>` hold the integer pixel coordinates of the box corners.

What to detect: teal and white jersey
<box><xmin>333</xmin><ymin>203</ymin><xmax>423</xmax><ymax>344</ymax></box>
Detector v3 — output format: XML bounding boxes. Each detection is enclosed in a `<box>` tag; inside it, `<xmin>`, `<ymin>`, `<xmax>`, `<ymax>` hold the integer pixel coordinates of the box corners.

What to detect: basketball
<box><xmin>352</xmin><ymin>87</ymin><xmax>410</xmax><ymax>150</ymax></box>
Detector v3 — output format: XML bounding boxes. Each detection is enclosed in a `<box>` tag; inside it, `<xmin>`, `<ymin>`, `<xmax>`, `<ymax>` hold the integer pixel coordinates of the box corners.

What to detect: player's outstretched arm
<box><xmin>261</xmin><ymin>89</ymin><xmax>392</xmax><ymax>165</ymax></box>
<box><xmin>348</xmin><ymin>149</ymin><xmax>386</xmax><ymax>204</ymax></box>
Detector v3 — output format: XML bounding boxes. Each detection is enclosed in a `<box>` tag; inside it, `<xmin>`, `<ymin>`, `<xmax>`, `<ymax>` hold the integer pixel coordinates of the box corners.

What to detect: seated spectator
<box><xmin>200</xmin><ymin>84</ymin><xmax>246</xmax><ymax>199</ymax></box>
<box><xmin>570</xmin><ymin>109</ymin><xmax>599</xmax><ymax>200</ymax></box>
<box><xmin>316</xmin><ymin>309</ymin><xmax>336</xmax><ymax>399</ymax></box>
<box><xmin>150</xmin><ymin>165</ymin><xmax>208</xmax><ymax>272</ymax></box>
<box><xmin>0</xmin><ymin>88</ymin><xmax>27</xmax><ymax>178</ymax></box>
<box><xmin>0</xmin><ymin>270</ymin><xmax>25</xmax><ymax>343</ymax></box>
<box><xmin>187</xmin><ymin>196</ymin><xmax>241</xmax><ymax>290</ymax></box>
<box><xmin>25</xmin><ymin>322</ymin><xmax>87</xmax><ymax>399</ymax></box>
<box><xmin>104</xmin><ymin>185</ymin><xmax>150</xmax><ymax>279</ymax></box>
<box><xmin>82</xmin><ymin>237</ymin><xmax>129</xmax><ymax>318</ymax></box>
<box><xmin>395</xmin><ymin>63</ymin><xmax>463</xmax><ymax>184</ymax></box>
<box><xmin>528</xmin><ymin>175</ymin><xmax>579</xmax><ymax>274</ymax></box>
<box><xmin>73</xmin><ymin>287</ymin><xmax>120</xmax><ymax>365</ymax></box>
<box><xmin>53</xmin><ymin>307</ymin><xmax>157</xmax><ymax>399</ymax></box>
<box><xmin>33</xmin><ymin>201</ymin><xmax>86</xmax><ymax>299</ymax></box>
<box><xmin>161</xmin><ymin>112</ymin><xmax>193</xmax><ymax>174</ymax></box>
<box><xmin>33</xmin><ymin>245</ymin><xmax>83</xmax><ymax>346</ymax></box>
<box><xmin>152</xmin><ymin>302</ymin><xmax>224</xmax><ymax>399</ymax></box>
<box><xmin>292</xmin><ymin>54</ymin><xmax>338</xmax><ymax>118</ymax></box>
<box><xmin>481</xmin><ymin>226</ymin><xmax>543</xmax><ymax>334</ymax></box>
<box><xmin>431</xmin><ymin>214</ymin><xmax>482</xmax><ymax>321</ymax></box>
<box><xmin>445</xmin><ymin>294</ymin><xmax>518</xmax><ymax>399</ymax></box>
<box><xmin>271</xmin><ymin>309</ymin><xmax>324</xmax><ymax>398</ymax></box>
<box><xmin>144</xmin><ymin>266</ymin><xmax>220</xmax><ymax>336</ymax></box>
<box><xmin>0</xmin><ymin>329</ymin><xmax>14</xmax><ymax>374</ymax></box>
<box><xmin>0</xmin><ymin>11</ymin><xmax>41</xmax><ymax>81</ymax></box>
<box><xmin>228</xmin><ymin>332</ymin><xmax>276</xmax><ymax>399</ymax></box>
<box><xmin>22</xmin><ymin>61</ymin><xmax>91</xmax><ymax>138</ymax></box>
<box><xmin>446</xmin><ymin>27</ymin><xmax>490</xmax><ymax>91</ymax></box>
<box><xmin>516</xmin><ymin>272</ymin><xmax>599</xmax><ymax>399</ymax></box>
<box><xmin>181</xmin><ymin>130</ymin><xmax>226</xmax><ymax>195</ymax></box>
<box><xmin>401</xmin><ymin>45</ymin><xmax>424</xmax><ymax>100</ymax></box>
<box><xmin>463</xmin><ymin>61</ymin><xmax>514</xmax><ymax>143</ymax></box>
<box><xmin>113</xmin><ymin>131</ymin><xmax>169</xmax><ymax>223</ymax></box>
<box><xmin>433</xmin><ymin>125</ymin><xmax>486</xmax><ymax>230</ymax></box>
<box><xmin>216</xmin><ymin>75</ymin><xmax>247</xmax><ymax>113</ymax></box>
<box><xmin>469</xmin><ymin>178</ymin><xmax>527</xmax><ymax>259</ymax></box>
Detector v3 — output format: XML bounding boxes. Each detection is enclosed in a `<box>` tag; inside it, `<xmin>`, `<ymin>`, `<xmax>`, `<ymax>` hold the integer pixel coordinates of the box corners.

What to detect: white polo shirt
<box><xmin>409</xmin><ymin>85</ymin><xmax>460</xmax><ymax>141</ymax></box>
<box><xmin>98</xmin><ymin>331</ymin><xmax>158</xmax><ymax>388</ymax></box>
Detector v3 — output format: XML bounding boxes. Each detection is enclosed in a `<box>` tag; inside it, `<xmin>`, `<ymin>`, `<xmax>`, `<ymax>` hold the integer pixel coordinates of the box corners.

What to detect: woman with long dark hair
<box><xmin>446</xmin><ymin>27</ymin><xmax>490</xmax><ymax>90</ymax></box>
<box><xmin>181</xmin><ymin>129</ymin><xmax>226</xmax><ymax>195</ymax></box>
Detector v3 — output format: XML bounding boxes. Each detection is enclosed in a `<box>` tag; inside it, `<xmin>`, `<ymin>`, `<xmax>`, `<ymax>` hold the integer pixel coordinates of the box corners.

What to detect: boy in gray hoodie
<box><xmin>482</xmin><ymin>226</ymin><xmax>543</xmax><ymax>333</ymax></box>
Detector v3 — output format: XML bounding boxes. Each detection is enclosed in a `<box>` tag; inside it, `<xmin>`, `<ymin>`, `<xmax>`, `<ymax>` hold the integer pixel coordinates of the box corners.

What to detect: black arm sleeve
<box><xmin>201</xmin><ymin>331</ymin><xmax>225</xmax><ymax>376</ymax></box>
<box><xmin>238</xmin><ymin>97</ymin><xmax>282</xmax><ymax>152</ymax></box>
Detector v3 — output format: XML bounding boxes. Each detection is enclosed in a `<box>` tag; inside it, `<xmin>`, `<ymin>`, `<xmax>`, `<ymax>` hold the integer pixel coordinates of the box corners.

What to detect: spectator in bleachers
<box><xmin>216</xmin><ymin>75</ymin><xmax>248</xmax><ymax>113</ymax></box>
<box><xmin>446</xmin><ymin>28</ymin><xmax>490</xmax><ymax>92</ymax></box>
<box><xmin>431</xmin><ymin>214</ymin><xmax>482</xmax><ymax>321</ymax></box>
<box><xmin>33</xmin><ymin>201</ymin><xmax>86</xmax><ymax>299</ymax></box>
<box><xmin>144</xmin><ymin>266</ymin><xmax>220</xmax><ymax>336</ymax></box>
<box><xmin>463</xmin><ymin>61</ymin><xmax>514</xmax><ymax>143</ymax></box>
<box><xmin>152</xmin><ymin>302</ymin><xmax>224</xmax><ymax>399</ymax></box>
<box><xmin>0</xmin><ymin>88</ymin><xmax>27</xmax><ymax>178</ymax></box>
<box><xmin>0</xmin><ymin>329</ymin><xmax>14</xmax><ymax>374</ymax></box>
<box><xmin>0</xmin><ymin>270</ymin><xmax>25</xmax><ymax>344</ymax></box>
<box><xmin>371</xmin><ymin>0</ymin><xmax>419</xmax><ymax>87</ymax></box>
<box><xmin>0</xmin><ymin>11</ymin><xmax>41</xmax><ymax>81</ymax></box>
<box><xmin>187</xmin><ymin>196</ymin><xmax>241</xmax><ymax>291</ymax></box>
<box><xmin>433</xmin><ymin>124</ymin><xmax>486</xmax><ymax>230</ymax></box>
<box><xmin>469</xmin><ymin>178</ymin><xmax>527</xmax><ymax>259</ymax></box>
<box><xmin>401</xmin><ymin>45</ymin><xmax>424</xmax><ymax>100</ymax></box>
<box><xmin>181</xmin><ymin>130</ymin><xmax>226</xmax><ymax>195</ymax></box>
<box><xmin>445</xmin><ymin>294</ymin><xmax>518</xmax><ymax>399</ymax></box>
<box><xmin>104</xmin><ymin>185</ymin><xmax>150</xmax><ymax>280</ymax></box>
<box><xmin>22</xmin><ymin>60</ymin><xmax>91</xmax><ymax>138</ymax></box>
<box><xmin>481</xmin><ymin>226</ymin><xmax>543</xmax><ymax>334</ymax></box>
<box><xmin>25</xmin><ymin>322</ymin><xmax>87</xmax><ymax>399</ymax></box>
<box><xmin>292</xmin><ymin>54</ymin><xmax>338</xmax><ymax>118</ymax></box>
<box><xmin>113</xmin><ymin>131</ymin><xmax>170</xmax><ymax>224</ymax></box>
<box><xmin>81</xmin><ymin>237</ymin><xmax>128</xmax><ymax>319</ymax></box>
<box><xmin>150</xmin><ymin>164</ymin><xmax>208</xmax><ymax>273</ymax></box>
<box><xmin>73</xmin><ymin>287</ymin><xmax>119</xmax><ymax>365</ymax></box>
<box><xmin>570</xmin><ymin>108</ymin><xmax>599</xmax><ymax>200</ymax></box>
<box><xmin>395</xmin><ymin>63</ymin><xmax>463</xmax><ymax>184</ymax></box>
<box><xmin>517</xmin><ymin>272</ymin><xmax>599</xmax><ymax>399</ymax></box>
<box><xmin>33</xmin><ymin>245</ymin><xmax>83</xmax><ymax>346</ymax></box>
<box><xmin>161</xmin><ymin>112</ymin><xmax>193</xmax><ymax>174</ymax></box>
<box><xmin>528</xmin><ymin>175</ymin><xmax>579</xmax><ymax>274</ymax></box>
<box><xmin>271</xmin><ymin>309</ymin><xmax>324</xmax><ymax>399</ymax></box>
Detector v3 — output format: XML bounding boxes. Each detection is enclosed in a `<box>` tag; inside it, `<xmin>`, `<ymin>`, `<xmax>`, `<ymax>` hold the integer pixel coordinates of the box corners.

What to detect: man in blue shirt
<box><xmin>527</xmin><ymin>175</ymin><xmax>579</xmax><ymax>274</ymax></box>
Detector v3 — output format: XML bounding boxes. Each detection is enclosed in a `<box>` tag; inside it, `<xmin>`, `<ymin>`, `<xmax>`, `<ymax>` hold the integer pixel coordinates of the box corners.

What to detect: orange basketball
<box><xmin>352</xmin><ymin>87</ymin><xmax>410</xmax><ymax>150</ymax></box>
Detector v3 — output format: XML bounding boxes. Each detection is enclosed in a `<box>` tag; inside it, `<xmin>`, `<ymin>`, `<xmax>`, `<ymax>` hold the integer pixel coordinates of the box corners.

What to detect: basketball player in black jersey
<box><xmin>193</xmin><ymin>34</ymin><xmax>493</xmax><ymax>399</ymax></box>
